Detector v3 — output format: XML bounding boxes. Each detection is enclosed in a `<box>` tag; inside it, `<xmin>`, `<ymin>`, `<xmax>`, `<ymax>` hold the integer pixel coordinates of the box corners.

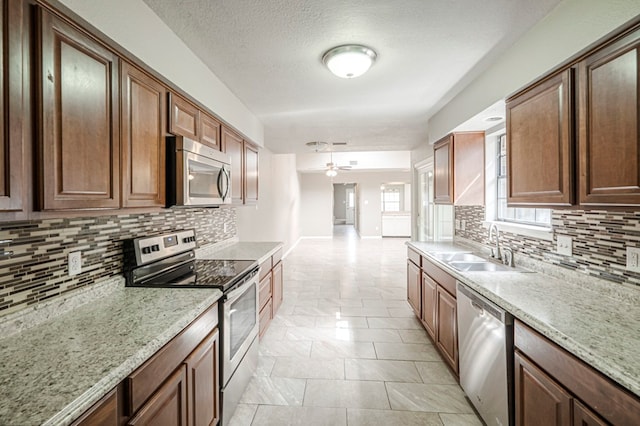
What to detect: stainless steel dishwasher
<box><xmin>457</xmin><ymin>281</ymin><xmax>514</xmax><ymax>426</ymax></box>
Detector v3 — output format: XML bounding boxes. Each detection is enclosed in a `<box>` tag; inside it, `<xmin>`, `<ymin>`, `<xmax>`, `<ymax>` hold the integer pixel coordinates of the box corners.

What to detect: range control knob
<box><xmin>151</xmin><ymin>244</ymin><xmax>160</xmax><ymax>252</ymax></box>
<box><xmin>141</xmin><ymin>246</ymin><xmax>151</xmax><ymax>254</ymax></box>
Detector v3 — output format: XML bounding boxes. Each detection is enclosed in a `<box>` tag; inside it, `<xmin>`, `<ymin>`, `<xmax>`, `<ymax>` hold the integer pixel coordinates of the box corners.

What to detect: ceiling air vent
<box><xmin>349</xmin><ymin>160</ymin><xmax>358</xmax><ymax>166</ymax></box>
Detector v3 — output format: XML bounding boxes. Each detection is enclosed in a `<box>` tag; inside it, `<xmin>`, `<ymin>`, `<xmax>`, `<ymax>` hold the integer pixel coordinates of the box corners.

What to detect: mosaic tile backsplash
<box><xmin>0</xmin><ymin>208</ymin><xmax>236</xmax><ymax>316</ymax></box>
<box><xmin>455</xmin><ymin>206</ymin><xmax>640</xmax><ymax>287</ymax></box>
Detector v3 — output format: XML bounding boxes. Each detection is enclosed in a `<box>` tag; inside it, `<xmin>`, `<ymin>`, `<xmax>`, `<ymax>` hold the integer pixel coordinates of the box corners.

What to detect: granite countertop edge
<box><xmin>406</xmin><ymin>241</ymin><xmax>640</xmax><ymax>398</ymax></box>
<box><xmin>196</xmin><ymin>240</ymin><xmax>284</xmax><ymax>264</ymax></box>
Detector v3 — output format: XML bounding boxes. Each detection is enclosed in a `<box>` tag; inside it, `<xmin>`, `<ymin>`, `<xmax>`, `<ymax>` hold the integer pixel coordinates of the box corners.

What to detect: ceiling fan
<box><xmin>324</xmin><ymin>151</ymin><xmax>351</xmax><ymax>177</ymax></box>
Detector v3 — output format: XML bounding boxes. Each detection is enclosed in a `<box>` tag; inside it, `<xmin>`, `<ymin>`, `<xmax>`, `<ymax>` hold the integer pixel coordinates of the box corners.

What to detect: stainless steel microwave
<box><xmin>167</xmin><ymin>136</ymin><xmax>231</xmax><ymax>207</ymax></box>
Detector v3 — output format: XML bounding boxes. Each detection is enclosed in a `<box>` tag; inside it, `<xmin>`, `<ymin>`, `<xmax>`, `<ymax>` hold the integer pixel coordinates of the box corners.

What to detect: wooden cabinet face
<box><xmin>579</xmin><ymin>29</ymin><xmax>640</xmax><ymax>206</ymax></box>
<box><xmin>0</xmin><ymin>0</ymin><xmax>24</xmax><ymax>213</ymax></box>
<box><xmin>421</xmin><ymin>273</ymin><xmax>437</xmax><ymax>340</ymax></box>
<box><xmin>38</xmin><ymin>9</ymin><xmax>120</xmax><ymax>210</ymax></box>
<box><xmin>200</xmin><ymin>113</ymin><xmax>221</xmax><ymax>150</ymax></box>
<box><xmin>433</xmin><ymin>137</ymin><xmax>453</xmax><ymax>204</ymax></box>
<box><xmin>128</xmin><ymin>365</ymin><xmax>188</xmax><ymax>426</ymax></box>
<box><xmin>121</xmin><ymin>62</ymin><xmax>166</xmax><ymax>208</ymax></box>
<box><xmin>259</xmin><ymin>272</ymin><xmax>272</xmax><ymax>311</ymax></box>
<box><xmin>222</xmin><ymin>127</ymin><xmax>244</xmax><ymax>204</ymax></box>
<box><xmin>506</xmin><ymin>69</ymin><xmax>574</xmax><ymax>206</ymax></box>
<box><xmin>453</xmin><ymin>132</ymin><xmax>485</xmax><ymax>205</ymax></box>
<box><xmin>184</xmin><ymin>330</ymin><xmax>219</xmax><ymax>426</ymax></box>
<box><xmin>244</xmin><ymin>142</ymin><xmax>259</xmax><ymax>204</ymax></box>
<box><xmin>407</xmin><ymin>260</ymin><xmax>421</xmax><ymax>317</ymax></box>
<box><xmin>72</xmin><ymin>388</ymin><xmax>117</xmax><ymax>426</ymax></box>
<box><xmin>272</xmin><ymin>261</ymin><xmax>283</xmax><ymax>316</ymax></box>
<box><xmin>436</xmin><ymin>287</ymin><xmax>458</xmax><ymax>374</ymax></box>
<box><xmin>259</xmin><ymin>299</ymin><xmax>272</xmax><ymax>339</ymax></box>
<box><xmin>169</xmin><ymin>93</ymin><xmax>199</xmax><ymax>140</ymax></box>
<box><xmin>515</xmin><ymin>351</ymin><xmax>571</xmax><ymax>426</ymax></box>
<box><xmin>573</xmin><ymin>400</ymin><xmax>607</xmax><ymax>426</ymax></box>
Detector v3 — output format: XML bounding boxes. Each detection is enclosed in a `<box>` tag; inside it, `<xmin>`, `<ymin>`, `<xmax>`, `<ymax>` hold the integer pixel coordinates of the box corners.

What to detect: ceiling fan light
<box><xmin>326</xmin><ymin>169</ymin><xmax>338</xmax><ymax>177</ymax></box>
<box><xmin>322</xmin><ymin>45</ymin><xmax>377</xmax><ymax>79</ymax></box>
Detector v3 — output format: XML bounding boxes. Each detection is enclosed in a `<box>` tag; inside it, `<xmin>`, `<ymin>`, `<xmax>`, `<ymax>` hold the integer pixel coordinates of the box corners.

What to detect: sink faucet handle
<box><xmin>502</xmin><ymin>247</ymin><xmax>514</xmax><ymax>267</ymax></box>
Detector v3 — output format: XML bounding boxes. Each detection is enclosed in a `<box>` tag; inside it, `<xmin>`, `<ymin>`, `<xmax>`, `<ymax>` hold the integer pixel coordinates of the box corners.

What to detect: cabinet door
<box><xmin>506</xmin><ymin>69</ymin><xmax>574</xmax><ymax>206</ymax></box>
<box><xmin>436</xmin><ymin>287</ymin><xmax>458</xmax><ymax>374</ymax></box>
<box><xmin>421</xmin><ymin>273</ymin><xmax>437</xmax><ymax>340</ymax></box>
<box><xmin>453</xmin><ymin>132</ymin><xmax>485</xmax><ymax>206</ymax></box>
<box><xmin>406</xmin><ymin>260</ymin><xmax>421</xmax><ymax>318</ymax></box>
<box><xmin>259</xmin><ymin>298</ymin><xmax>272</xmax><ymax>339</ymax></box>
<box><xmin>244</xmin><ymin>142</ymin><xmax>259</xmax><ymax>204</ymax></box>
<box><xmin>433</xmin><ymin>136</ymin><xmax>453</xmax><ymax>204</ymax></box>
<box><xmin>578</xmin><ymin>28</ymin><xmax>640</xmax><ymax>206</ymax></box>
<box><xmin>573</xmin><ymin>400</ymin><xmax>607</xmax><ymax>426</ymax></box>
<box><xmin>72</xmin><ymin>388</ymin><xmax>117</xmax><ymax>426</ymax></box>
<box><xmin>38</xmin><ymin>9</ymin><xmax>120</xmax><ymax>210</ymax></box>
<box><xmin>128</xmin><ymin>365</ymin><xmax>188</xmax><ymax>426</ymax></box>
<box><xmin>0</xmin><ymin>0</ymin><xmax>24</xmax><ymax>213</ymax></box>
<box><xmin>515</xmin><ymin>351</ymin><xmax>571</xmax><ymax>426</ymax></box>
<box><xmin>184</xmin><ymin>330</ymin><xmax>220</xmax><ymax>426</ymax></box>
<box><xmin>169</xmin><ymin>92</ymin><xmax>199</xmax><ymax>140</ymax></box>
<box><xmin>222</xmin><ymin>126</ymin><xmax>244</xmax><ymax>204</ymax></box>
<box><xmin>121</xmin><ymin>61</ymin><xmax>166</xmax><ymax>208</ymax></box>
<box><xmin>272</xmin><ymin>261</ymin><xmax>283</xmax><ymax>316</ymax></box>
<box><xmin>200</xmin><ymin>112</ymin><xmax>221</xmax><ymax>150</ymax></box>
<box><xmin>259</xmin><ymin>272</ymin><xmax>272</xmax><ymax>312</ymax></box>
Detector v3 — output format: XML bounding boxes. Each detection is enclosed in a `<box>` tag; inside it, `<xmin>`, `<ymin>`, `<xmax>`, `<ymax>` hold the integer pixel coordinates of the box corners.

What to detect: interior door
<box><xmin>345</xmin><ymin>186</ymin><xmax>355</xmax><ymax>224</ymax></box>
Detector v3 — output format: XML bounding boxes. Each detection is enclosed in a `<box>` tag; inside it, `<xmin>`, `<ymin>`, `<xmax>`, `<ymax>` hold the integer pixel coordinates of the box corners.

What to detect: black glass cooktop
<box><xmin>129</xmin><ymin>258</ymin><xmax>258</xmax><ymax>292</ymax></box>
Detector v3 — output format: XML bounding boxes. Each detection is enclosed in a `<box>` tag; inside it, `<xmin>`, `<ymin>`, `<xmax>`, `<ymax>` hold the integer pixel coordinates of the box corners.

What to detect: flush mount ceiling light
<box><xmin>322</xmin><ymin>44</ymin><xmax>377</xmax><ymax>79</ymax></box>
<box><xmin>485</xmin><ymin>116</ymin><xmax>504</xmax><ymax>122</ymax></box>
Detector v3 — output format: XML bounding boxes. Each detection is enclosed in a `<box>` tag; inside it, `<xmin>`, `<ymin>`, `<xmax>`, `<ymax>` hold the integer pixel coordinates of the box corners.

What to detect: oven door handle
<box><xmin>224</xmin><ymin>272</ymin><xmax>258</xmax><ymax>301</ymax></box>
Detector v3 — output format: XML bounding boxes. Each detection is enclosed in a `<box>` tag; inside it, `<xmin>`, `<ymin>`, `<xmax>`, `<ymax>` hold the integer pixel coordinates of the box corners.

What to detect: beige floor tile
<box><xmin>239</xmin><ymin>376</ymin><xmax>306</xmax><ymax>406</ymax></box>
<box><xmin>386</xmin><ymin>383</ymin><xmax>475</xmax><ymax>413</ymax></box>
<box><xmin>259</xmin><ymin>339</ymin><xmax>312</xmax><ymax>358</ymax></box>
<box><xmin>293</xmin><ymin>306</ymin><xmax>341</xmax><ymax>316</ymax></box>
<box><xmin>304</xmin><ymin>379</ymin><xmax>390</xmax><ymax>409</ymax></box>
<box><xmin>387</xmin><ymin>307</ymin><xmax>416</xmax><ymax>317</ymax></box>
<box><xmin>439</xmin><ymin>413</ymin><xmax>485</xmax><ymax>426</ymax></box>
<box><xmin>284</xmin><ymin>326</ymin><xmax>336</xmax><ymax>341</ymax></box>
<box><xmin>333</xmin><ymin>328</ymin><xmax>403</xmax><ymax>343</ymax></box>
<box><xmin>345</xmin><ymin>358</ymin><xmax>422</xmax><ymax>382</ymax></box>
<box><xmin>374</xmin><ymin>342</ymin><xmax>441</xmax><ymax>361</ymax></box>
<box><xmin>251</xmin><ymin>406</ymin><xmax>347</xmax><ymax>426</ymax></box>
<box><xmin>315</xmin><ymin>316</ymin><xmax>369</xmax><ymax>329</ymax></box>
<box><xmin>227</xmin><ymin>403</ymin><xmax>257</xmax><ymax>426</ymax></box>
<box><xmin>340</xmin><ymin>307</ymin><xmax>390</xmax><ymax>317</ymax></box>
<box><xmin>270</xmin><ymin>315</ymin><xmax>316</xmax><ymax>328</ymax></box>
<box><xmin>256</xmin><ymin>356</ymin><xmax>276</xmax><ymax>376</ymax></box>
<box><xmin>416</xmin><ymin>361</ymin><xmax>457</xmax><ymax>384</ymax></box>
<box><xmin>362</xmin><ymin>299</ymin><xmax>412</xmax><ymax>308</ymax></box>
<box><xmin>311</xmin><ymin>340</ymin><xmax>376</xmax><ymax>359</ymax></box>
<box><xmin>398</xmin><ymin>329</ymin><xmax>431</xmax><ymax>343</ymax></box>
<box><xmin>367</xmin><ymin>317</ymin><xmax>423</xmax><ymax>330</ymax></box>
<box><xmin>347</xmin><ymin>408</ymin><xmax>444</xmax><ymax>426</ymax></box>
<box><xmin>271</xmin><ymin>357</ymin><xmax>345</xmax><ymax>379</ymax></box>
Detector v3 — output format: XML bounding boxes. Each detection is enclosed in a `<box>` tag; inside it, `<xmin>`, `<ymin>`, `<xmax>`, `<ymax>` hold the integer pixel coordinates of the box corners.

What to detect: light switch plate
<box><xmin>455</xmin><ymin>220</ymin><xmax>461</xmax><ymax>230</ymax></box>
<box><xmin>69</xmin><ymin>251</ymin><xmax>82</xmax><ymax>276</ymax></box>
<box><xmin>461</xmin><ymin>220</ymin><xmax>466</xmax><ymax>231</ymax></box>
<box><xmin>626</xmin><ymin>247</ymin><xmax>640</xmax><ymax>272</ymax></box>
<box><xmin>556</xmin><ymin>235</ymin><xmax>572</xmax><ymax>256</ymax></box>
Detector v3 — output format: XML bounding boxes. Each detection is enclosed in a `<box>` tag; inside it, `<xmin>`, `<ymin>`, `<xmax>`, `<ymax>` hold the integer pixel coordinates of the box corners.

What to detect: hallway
<box><xmin>229</xmin><ymin>227</ymin><xmax>481</xmax><ymax>425</ymax></box>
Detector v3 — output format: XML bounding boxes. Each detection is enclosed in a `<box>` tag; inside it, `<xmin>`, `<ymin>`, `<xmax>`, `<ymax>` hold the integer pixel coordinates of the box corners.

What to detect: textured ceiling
<box><xmin>143</xmin><ymin>0</ymin><xmax>562</xmax><ymax>153</ymax></box>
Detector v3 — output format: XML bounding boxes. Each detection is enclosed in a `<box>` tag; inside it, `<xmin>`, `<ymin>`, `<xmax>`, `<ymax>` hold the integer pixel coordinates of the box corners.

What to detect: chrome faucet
<box><xmin>488</xmin><ymin>223</ymin><xmax>501</xmax><ymax>260</ymax></box>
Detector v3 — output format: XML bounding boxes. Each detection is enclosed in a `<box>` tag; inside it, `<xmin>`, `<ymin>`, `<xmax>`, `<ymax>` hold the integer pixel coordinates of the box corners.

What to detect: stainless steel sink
<box><xmin>448</xmin><ymin>261</ymin><xmax>514</xmax><ymax>272</ymax></box>
<box><xmin>429</xmin><ymin>252</ymin><xmax>485</xmax><ymax>263</ymax></box>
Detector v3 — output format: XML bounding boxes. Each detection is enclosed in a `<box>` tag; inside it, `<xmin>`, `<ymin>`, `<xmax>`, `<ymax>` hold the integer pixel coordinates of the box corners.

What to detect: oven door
<box><xmin>222</xmin><ymin>274</ymin><xmax>259</xmax><ymax>385</ymax></box>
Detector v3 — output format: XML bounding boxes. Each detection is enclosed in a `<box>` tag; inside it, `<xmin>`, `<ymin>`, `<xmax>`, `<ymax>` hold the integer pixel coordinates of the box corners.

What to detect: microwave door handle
<box><xmin>217</xmin><ymin>168</ymin><xmax>224</xmax><ymax>200</ymax></box>
<box><xmin>220</xmin><ymin>167</ymin><xmax>230</xmax><ymax>201</ymax></box>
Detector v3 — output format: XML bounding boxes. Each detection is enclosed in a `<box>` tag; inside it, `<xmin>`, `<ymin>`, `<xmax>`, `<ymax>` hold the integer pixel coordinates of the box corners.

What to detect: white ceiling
<box><xmin>143</xmin><ymin>0</ymin><xmax>561</xmax><ymax>154</ymax></box>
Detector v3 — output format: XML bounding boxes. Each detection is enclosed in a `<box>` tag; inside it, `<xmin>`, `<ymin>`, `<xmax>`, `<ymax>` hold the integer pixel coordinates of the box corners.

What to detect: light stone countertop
<box><xmin>197</xmin><ymin>241</ymin><xmax>283</xmax><ymax>265</ymax></box>
<box><xmin>0</xmin><ymin>278</ymin><xmax>223</xmax><ymax>426</ymax></box>
<box><xmin>407</xmin><ymin>241</ymin><xmax>640</xmax><ymax>398</ymax></box>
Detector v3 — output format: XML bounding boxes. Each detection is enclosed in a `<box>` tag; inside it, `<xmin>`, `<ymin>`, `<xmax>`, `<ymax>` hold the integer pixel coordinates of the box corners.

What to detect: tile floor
<box><xmin>229</xmin><ymin>225</ymin><xmax>482</xmax><ymax>426</ymax></box>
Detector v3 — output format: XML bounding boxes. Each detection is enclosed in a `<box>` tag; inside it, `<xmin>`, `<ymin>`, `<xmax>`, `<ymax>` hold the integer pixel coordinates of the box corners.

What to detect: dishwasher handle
<box><xmin>457</xmin><ymin>281</ymin><xmax>512</xmax><ymax>325</ymax></box>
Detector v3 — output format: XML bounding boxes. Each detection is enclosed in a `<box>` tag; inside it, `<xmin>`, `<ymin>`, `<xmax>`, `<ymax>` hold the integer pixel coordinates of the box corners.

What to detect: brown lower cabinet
<box><xmin>515</xmin><ymin>320</ymin><xmax>639</xmax><ymax>426</ymax></box>
<box><xmin>258</xmin><ymin>248</ymin><xmax>284</xmax><ymax>338</ymax></box>
<box><xmin>73</xmin><ymin>303</ymin><xmax>220</xmax><ymax>426</ymax></box>
<box><xmin>407</xmin><ymin>258</ymin><xmax>421</xmax><ymax>318</ymax></box>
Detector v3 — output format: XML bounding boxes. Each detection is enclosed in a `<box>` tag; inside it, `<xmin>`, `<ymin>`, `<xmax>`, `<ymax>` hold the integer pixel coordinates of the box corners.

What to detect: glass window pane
<box><xmin>515</xmin><ymin>208</ymin><xmax>535</xmax><ymax>223</ymax></box>
<box><xmin>535</xmin><ymin>208</ymin><xmax>551</xmax><ymax>225</ymax></box>
<box><xmin>497</xmin><ymin>178</ymin><xmax>507</xmax><ymax>199</ymax></box>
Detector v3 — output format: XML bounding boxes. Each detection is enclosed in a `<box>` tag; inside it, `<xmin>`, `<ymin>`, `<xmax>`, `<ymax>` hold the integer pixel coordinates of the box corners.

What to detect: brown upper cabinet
<box><xmin>0</xmin><ymin>0</ymin><xmax>25</xmax><ymax>214</ymax></box>
<box><xmin>169</xmin><ymin>92</ymin><xmax>222</xmax><ymax>151</ymax></box>
<box><xmin>578</xmin><ymin>26</ymin><xmax>640</xmax><ymax>206</ymax></box>
<box><xmin>121</xmin><ymin>61</ymin><xmax>167</xmax><ymax>208</ymax></box>
<box><xmin>433</xmin><ymin>132</ymin><xmax>485</xmax><ymax>205</ymax></box>
<box><xmin>506</xmin><ymin>69</ymin><xmax>575</xmax><ymax>207</ymax></box>
<box><xmin>222</xmin><ymin>125</ymin><xmax>259</xmax><ymax>205</ymax></box>
<box><xmin>37</xmin><ymin>8</ymin><xmax>120</xmax><ymax>210</ymax></box>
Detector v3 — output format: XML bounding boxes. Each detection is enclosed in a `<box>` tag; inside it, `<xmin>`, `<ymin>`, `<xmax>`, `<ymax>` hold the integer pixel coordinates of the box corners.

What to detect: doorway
<box><xmin>333</xmin><ymin>183</ymin><xmax>357</xmax><ymax>229</ymax></box>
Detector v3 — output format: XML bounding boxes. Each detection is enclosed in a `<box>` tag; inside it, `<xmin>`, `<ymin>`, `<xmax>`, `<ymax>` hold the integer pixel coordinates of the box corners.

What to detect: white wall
<box><xmin>300</xmin><ymin>171</ymin><xmax>411</xmax><ymax>238</ymax></box>
<box><xmin>236</xmin><ymin>150</ymin><xmax>300</xmax><ymax>252</ymax></box>
<box><xmin>59</xmin><ymin>0</ymin><xmax>264</xmax><ymax>145</ymax></box>
<box><xmin>428</xmin><ymin>0</ymin><xmax>640</xmax><ymax>141</ymax></box>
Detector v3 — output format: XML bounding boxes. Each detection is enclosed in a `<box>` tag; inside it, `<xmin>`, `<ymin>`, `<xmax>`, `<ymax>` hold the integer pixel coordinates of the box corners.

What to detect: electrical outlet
<box><xmin>461</xmin><ymin>220</ymin><xmax>466</xmax><ymax>231</ymax></box>
<box><xmin>455</xmin><ymin>220</ymin><xmax>461</xmax><ymax>230</ymax></box>
<box><xmin>69</xmin><ymin>251</ymin><xmax>82</xmax><ymax>276</ymax></box>
<box><xmin>556</xmin><ymin>235</ymin><xmax>573</xmax><ymax>256</ymax></box>
<box><xmin>223</xmin><ymin>223</ymin><xmax>228</xmax><ymax>233</ymax></box>
<box><xmin>626</xmin><ymin>247</ymin><xmax>640</xmax><ymax>272</ymax></box>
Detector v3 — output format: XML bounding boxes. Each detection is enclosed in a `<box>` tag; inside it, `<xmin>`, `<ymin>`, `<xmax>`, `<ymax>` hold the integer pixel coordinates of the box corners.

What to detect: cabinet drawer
<box><xmin>515</xmin><ymin>320</ymin><xmax>640</xmax><ymax>425</ymax></box>
<box><xmin>259</xmin><ymin>273</ymin><xmax>272</xmax><ymax>311</ymax></box>
<box><xmin>422</xmin><ymin>257</ymin><xmax>456</xmax><ymax>297</ymax></box>
<box><xmin>126</xmin><ymin>303</ymin><xmax>218</xmax><ymax>415</ymax></box>
<box><xmin>259</xmin><ymin>258</ymin><xmax>271</xmax><ymax>281</ymax></box>
<box><xmin>273</xmin><ymin>248</ymin><xmax>283</xmax><ymax>266</ymax></box>
<box><xmin>407</xmin><ymin>248</ymin><xmax>421</xmax><ymax>267</ymax></box>
<box><xmin>259</xmin><ymin>299</ymin><xmax>272</xmax><ymax>339</ymax></box>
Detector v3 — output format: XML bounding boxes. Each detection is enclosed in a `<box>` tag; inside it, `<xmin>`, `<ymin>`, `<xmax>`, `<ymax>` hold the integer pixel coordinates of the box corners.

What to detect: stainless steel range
<box><xmin>124</xmin><ymin>229</ymin><xmax>260</xmax><ymax>426</ymax></box>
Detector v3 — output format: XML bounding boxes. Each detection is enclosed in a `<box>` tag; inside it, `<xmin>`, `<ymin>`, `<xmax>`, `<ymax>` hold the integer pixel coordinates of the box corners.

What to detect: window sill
<box><xmin>482</xmin><ymin>221</ymin><xmax>553</xmax><ymax>241</ymax></box>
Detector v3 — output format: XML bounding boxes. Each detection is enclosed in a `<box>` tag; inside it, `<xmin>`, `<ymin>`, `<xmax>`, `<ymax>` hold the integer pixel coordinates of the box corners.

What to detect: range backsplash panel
<box><xmin>455</xmin><ymin>206</ymin><xmax>640</xmax><ymax>287</ymax></box>
<box><xmin>0</xmin><ymin>208</ymin><xmax>236</xmax><ymax>316</ymax></box>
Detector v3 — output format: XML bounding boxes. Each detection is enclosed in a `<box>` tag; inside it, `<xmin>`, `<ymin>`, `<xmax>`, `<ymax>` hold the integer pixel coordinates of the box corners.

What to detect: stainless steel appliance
<box><xmin>167</xmin><ymin>136</ymin><xmax>231</xmax><ymax>207</ymax></box>
<box><xmin>457</xmin><ymin>281</ymin><xmax>514</xmax><ymax>426</ymax></box>
<box><xmin>123</xmin><ymin>229</ymin><xmax>259</xmax><ymax>426</ymax></box>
